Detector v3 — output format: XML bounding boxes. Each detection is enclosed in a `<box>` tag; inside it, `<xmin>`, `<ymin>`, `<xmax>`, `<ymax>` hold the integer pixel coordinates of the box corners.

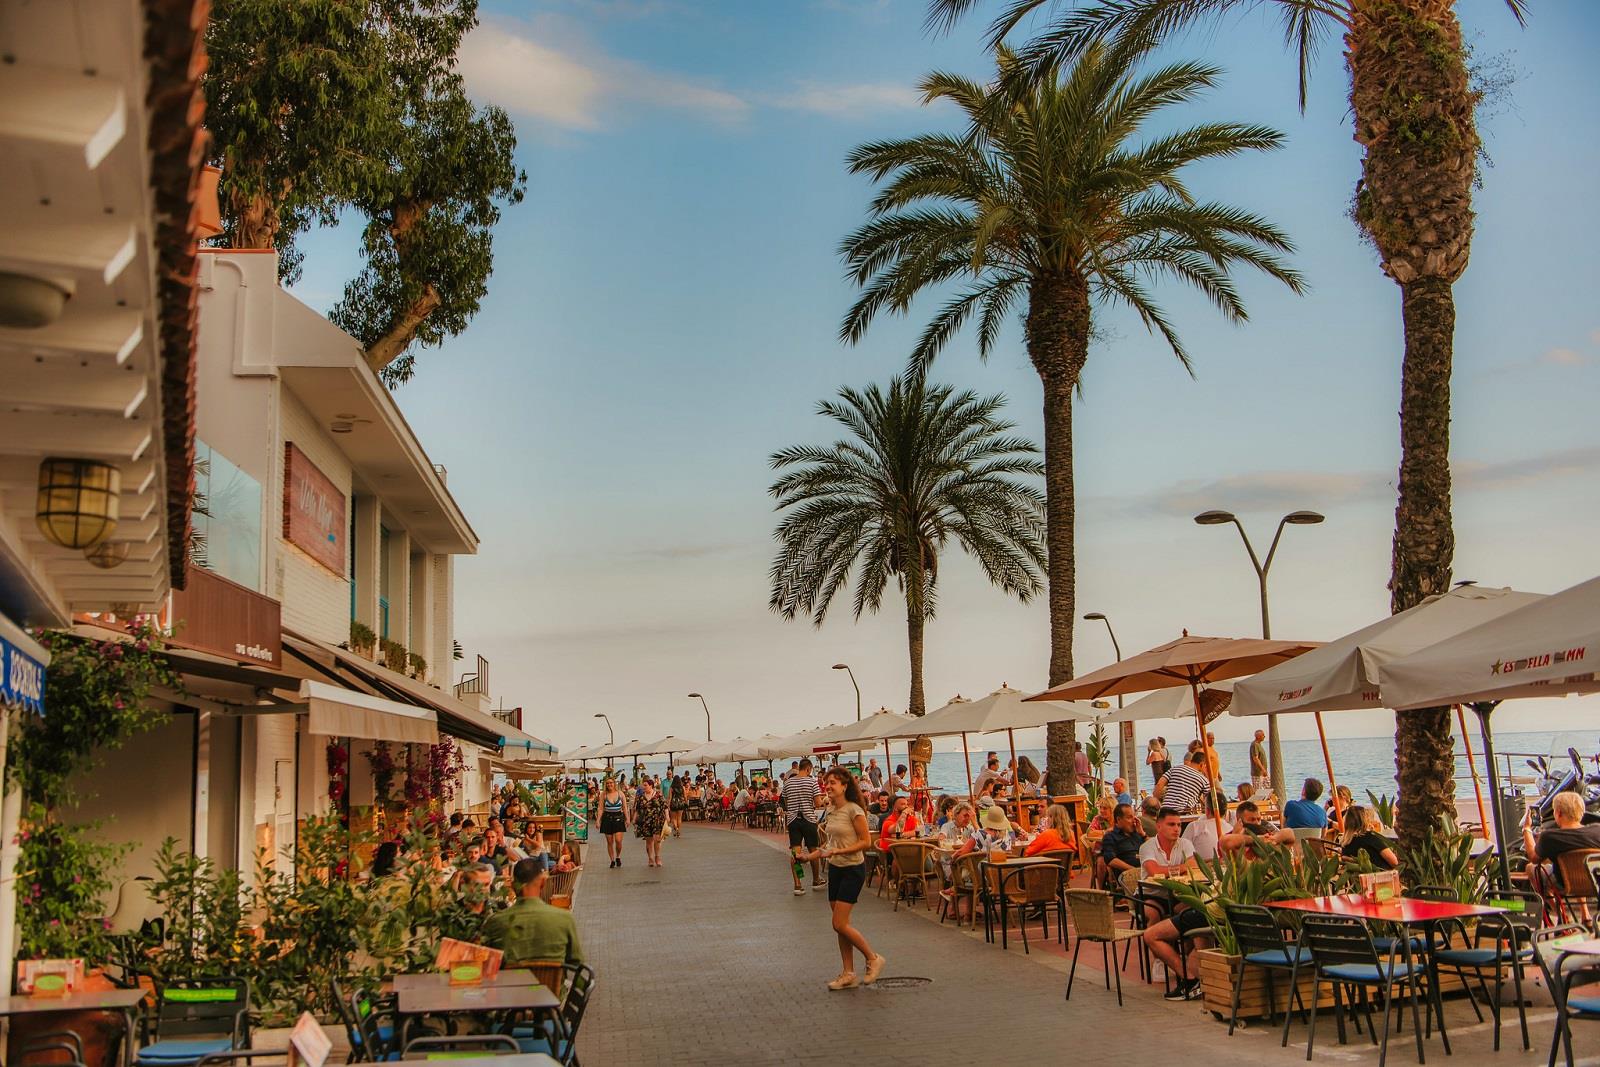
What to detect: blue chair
<box><xmin>1532</xmin><ymin>924</ymin><xmax>1600</xmax><ymax>1067</ymax></box>
<box><xmin>1300</xmin><ymin>915</ymin><xmax>1427</xmax><ymax>1067</ymax></box>
<box><xmin>1221</xmin><ymin>902</ymin><xmax>1312</xmax><ymax>1042</ymax></box>
<box><xmin>401</xmin><ymin>1036</ymin><xmax>518</xmax><ymax>1060</ymax></box>
<box><xmin>135</xmin><ymin>978</ymin><xmax>249</xmax><ymax>1067</ymax></box>
<box><xmin>506</xmin><ymin>963</ymin><xmax>594</xmax><ymax>1066</ymax></box>
<box><xmin>1429</xmin><ymin>888</ymin><xmax>1541</xmax><ymax>1051</ymax></box>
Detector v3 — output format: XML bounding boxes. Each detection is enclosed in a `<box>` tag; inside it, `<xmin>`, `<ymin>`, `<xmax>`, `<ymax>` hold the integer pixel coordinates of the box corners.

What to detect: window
<box><xmin>378</xmin><ymin>525</ymin><xmax>391</xmax><ymax>638</ymax></box>
<box><xmin>191</xmin><ymin>439</ymin><xmax>262</xmax><ymax>590</ymax></box>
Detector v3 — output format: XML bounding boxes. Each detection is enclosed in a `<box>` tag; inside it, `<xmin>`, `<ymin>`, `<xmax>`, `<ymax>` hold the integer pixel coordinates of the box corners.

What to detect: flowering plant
<box><xmin>362</xmin><ymin>742</ymin><xmax>398</xmax><ymax>806</ymax></box>
<box><xmin>15</xmin><ymin>805</ymin><xmax>127</xmax><ymax>961</ymax></box>
<box><xmin>326</xmin><ymin>743</ymin><xmax>349</xmax><ymax>807</ymax></box>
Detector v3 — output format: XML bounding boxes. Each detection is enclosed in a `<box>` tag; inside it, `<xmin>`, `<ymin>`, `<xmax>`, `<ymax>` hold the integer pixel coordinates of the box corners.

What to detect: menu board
<box><xmin>564</xmin><ymin>780</ymin><xmax>590</xmax><ymax>842</ymax></box>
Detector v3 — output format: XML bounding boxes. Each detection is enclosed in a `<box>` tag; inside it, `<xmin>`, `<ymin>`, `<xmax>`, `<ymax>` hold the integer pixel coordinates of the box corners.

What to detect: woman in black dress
<box><xmin>599</xmin><ymin>777</ymin><xmax>629</xmax><ymax>868</ymax></box>
<box><xmin>635</xmin><ymin>778</ymin><xmax>668</xmax><ymax>868</ymax></box>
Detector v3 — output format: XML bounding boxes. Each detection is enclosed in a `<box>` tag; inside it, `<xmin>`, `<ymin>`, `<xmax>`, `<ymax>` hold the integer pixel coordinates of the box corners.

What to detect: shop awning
<box><xmin>299</xmin><ymin>679</ymin><xmax>438</xmax><ymax>745</ymax></box>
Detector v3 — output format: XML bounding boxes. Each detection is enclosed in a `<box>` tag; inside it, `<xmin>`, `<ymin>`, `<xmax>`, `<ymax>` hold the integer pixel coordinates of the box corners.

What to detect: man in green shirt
<box><xmin>1248</xmin><ymin>729</ymin><xmax>1269</xmax><ymax>797</ymax></box>
<box><xmin>481</xmin><ymin>857</ymin><xmax>583</xmax><ymax>965</ymax></box>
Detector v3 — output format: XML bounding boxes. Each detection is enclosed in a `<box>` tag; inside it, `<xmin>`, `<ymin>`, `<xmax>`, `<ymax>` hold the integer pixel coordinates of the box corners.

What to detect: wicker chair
<box><xmin>523</xmin><ymin>961</ymin><xmax>568</xmax><ymax>998</ymax></box>
<box><xmin>939</xmin><ymin>851</ymin><xmax>982</xmax><ymax>928</ymax></box>
<box><xmin>540</xmin><ymin>869</ymin><xmax>579</xmax><ymax>905</ymax></box>
<box><xmin>1552</xmin><ymin>848</ymin><xmax>1600</xmax><ymax>924</ymax></box>
<box><xmin>886</xmin><ymin>842</ymin><xmax>936</xmax><ymax>912</ymax></box>
<box><xmin>1063</xmin><ymin>889</ymin><xmax>1142</xmax><ymax>1006</ymax></box>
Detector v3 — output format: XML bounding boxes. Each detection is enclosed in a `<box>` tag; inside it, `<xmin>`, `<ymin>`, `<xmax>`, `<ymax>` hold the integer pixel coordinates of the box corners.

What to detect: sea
<box><xmin>617</xmin><ymin>729</ymin><xmax>1598</xmax><ymax>806</ymax></box>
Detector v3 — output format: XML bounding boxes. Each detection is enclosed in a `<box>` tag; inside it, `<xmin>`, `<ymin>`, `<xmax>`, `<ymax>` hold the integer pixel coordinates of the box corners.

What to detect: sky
<box><xmin>288</xmin><ymin>0</ymin><xmax>1600</xmax><ymax>758</ymax></box>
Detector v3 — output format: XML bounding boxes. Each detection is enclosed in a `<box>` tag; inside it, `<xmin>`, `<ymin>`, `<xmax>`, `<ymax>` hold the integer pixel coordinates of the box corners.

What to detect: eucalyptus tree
<box><xmin>839</xmin><ymin>41</ymin><xmax>1301</xmax><ymax>789</ymax></box>
<box><xmin>769</xmin><ymin>379</ymin><xmax>1047</xmax><ymax>717</ymax></box>
<box><xmin>932</xmin><ymin>0</ymin><xmax>1526</xmax><ymax>844</ymax></box>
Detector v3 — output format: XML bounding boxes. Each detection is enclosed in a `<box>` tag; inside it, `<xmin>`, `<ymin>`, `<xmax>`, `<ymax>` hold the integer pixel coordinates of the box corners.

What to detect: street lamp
<box><xmin>832</xmin><ymin>663</ymin><xmax>862</xmax><ymax>721</ymax></box>
<box><xmin>1083</xmin><ymin>612</ymin><xmax>1133</xmax><ymax>783</ymax></box>
<box><xmin>1193</xmin><ymin>508</ymin><xmax>1324</xmax><ymax>800</ymax></box>
<box><xmin>688</xmin><ymin>693</ymin><xmax>711</xmax><ymax>741</ymax></box>
<box><xmin>592</xmin><ymin>712</ymin><xmax>613</xmax><ymax>745</ymax></box>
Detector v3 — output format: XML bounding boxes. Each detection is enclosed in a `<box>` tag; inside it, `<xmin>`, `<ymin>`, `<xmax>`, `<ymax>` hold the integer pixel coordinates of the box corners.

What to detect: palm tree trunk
<box><xmin>905</xmin><ymin>584</ymin><xmax>927</xmax><ymax>719</ymax></box>
<box><xmin>1027</xmin><ymin>272</ymin><xmax>1091</xmax><ymax>795</ymax></box>
<box><xmin>1347</xmin><ymin>0</ymin><xmax>1475</xmax><ymax>853</ymax></box>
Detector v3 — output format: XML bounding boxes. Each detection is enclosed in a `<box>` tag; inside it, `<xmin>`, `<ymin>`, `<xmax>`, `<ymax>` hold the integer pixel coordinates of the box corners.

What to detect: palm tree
<box><xmin>932</xmin><ymin>0</ymin><xmax>1524</xmax><ymax>850</ymax></box>
<box><xmin>839</xmin><ymin>41</ymin><xmax>1301</xmax><ymax>791</ymax></box>
<box><xmin>769</xmin><ymin>378</ymin><xmax>1047</xmax><ymax>716</ymax></box>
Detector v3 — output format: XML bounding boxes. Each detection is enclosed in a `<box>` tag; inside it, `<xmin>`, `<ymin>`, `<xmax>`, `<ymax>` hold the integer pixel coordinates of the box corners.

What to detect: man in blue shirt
<box><xmin>1283</xmin><ymin>778</ymin><xmax>1330</xmax><ymax>830</ymax></box>
<box><xmin>1098</xmin><ymin>803</ymin><xmax>1145</xmax><ymax>884</ymax></box>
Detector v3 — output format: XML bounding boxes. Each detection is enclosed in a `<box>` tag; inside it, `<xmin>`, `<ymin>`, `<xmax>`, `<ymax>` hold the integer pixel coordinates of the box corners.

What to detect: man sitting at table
<box><xmin>878</xmin><ymin>796</ymin><xmax>922</xmax><ymax>850</ymax></box>
<box><xmin>1219</xmin><ymin>800</ymin><xmax>1294</xmax><ymax>856</ymax></box>
<box><xmin>482</xmin><ymin>856</ymin><xmax>583</xmax><ymax>966</ymax></box>
<box><xmin>1155</xmin><ymin>749</ymin><xmax>1211</xmax><ymax>813</ymax></box>
<box><xmin>1097</xmin><ymin>803</ymin><xmax>1144</xmax><ymax>886</ymax></box>
<box><xmin>973</xmin><ymin>757</ymin><xmax>1003</xmax><ymax>797</ymax></box>
<box><xmin>1283</xmin><ymin>778</ymin><xmax>1330</xmax><ymax>830</ymax></box>
<box><xmin>1140</xmin><ymin>808</ymin><xmax>1207</xmax><ymax>1001</ymax></box>
<box><xmin>1524</xmin><ymin>789</ymin><xmax>1600</xmax><ymax>891</ymax></box>
<box><xmin>1112</xmin><ymin>777</ymin><xmax>1134</xmax><ymax>807</ymax></box>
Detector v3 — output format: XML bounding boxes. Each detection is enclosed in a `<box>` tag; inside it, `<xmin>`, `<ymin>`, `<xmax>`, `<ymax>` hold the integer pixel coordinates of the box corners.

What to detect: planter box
<box><xmin>1196</xmin><ymin>947</ymin><xmax>1334</xmax><ymax>1022</ymax></box>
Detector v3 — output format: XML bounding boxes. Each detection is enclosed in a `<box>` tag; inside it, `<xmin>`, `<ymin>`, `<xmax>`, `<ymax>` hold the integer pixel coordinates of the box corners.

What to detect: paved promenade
<box><xmin>571</xmin><ymin>824</ymin><xmax>1591</xmax><ymax>1066</ymax></box>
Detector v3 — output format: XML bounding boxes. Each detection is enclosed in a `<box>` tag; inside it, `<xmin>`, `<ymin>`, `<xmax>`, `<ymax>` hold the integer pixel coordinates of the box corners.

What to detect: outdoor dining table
<box><xmin>400</xmin><ymin>1055</ymin><xmax>559</xmax><ymax>1066</ymax></box>
<box><xmin>1264</xmin><ymin>893</ymin><xmax>1506</xmax><ymax>1056</ymax></box>
<box><xmin>395</xmin><ymin>980</ymin><xmax>559</xmax><ymax>1018</ymax></box>
<box><xmin>391</xmin><ymin>969</ymin><xmax>538</xmax><ymax>990</ymax></box>
<box><xmin>0</xmin><ymin>988</ymin><xmax>148</xmax><ymax>1067</ymax></box>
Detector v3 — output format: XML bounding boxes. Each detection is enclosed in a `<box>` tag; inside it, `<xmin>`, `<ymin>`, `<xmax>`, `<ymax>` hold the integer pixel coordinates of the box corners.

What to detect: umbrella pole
<box><xmin>1007</xmin><ymin>727</ymin><xmax>1018</xmax><ymax>789</ymax></box>
<box><xmin>1313</xmin><ymin>712</ymin><xmax>1344</xmax><ymax>832</ymax></box>
<box><xmin>1470</xmin><ymin>701</ymin><xmax>1511</xmax><ymax>889</ymax></box>
<box><xmin>961</xmin><ymin>732</ymin><xmax>974</xmax><ymax>802</ymax></box>
<box><xmin>1192</xmin><ymin>681</ymin><xmax>1225</xmax><ymax>840</ymax></box>
<box><xmin>1455</xmin><ymin>704</ymin><xmax>1490</xmax><ymax>840</ymax></box>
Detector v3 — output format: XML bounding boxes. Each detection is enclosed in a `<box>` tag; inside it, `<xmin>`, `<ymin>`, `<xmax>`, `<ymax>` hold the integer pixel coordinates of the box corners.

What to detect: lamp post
<box><xmin>594</xmin><ymin>713</ymin><xmax>614</xmax><ymax>773</ymax></box>
<box><xmin>688</xmin><ymin>693</ymin><xmax>712</xmax><ymax>741</ymax></box>
<box><xmin>1084</xmin><ymin>612</ymin><xmax>1133</xmax><ymax>784</ymax></box>
<box><xmin>1193</xmin><ymin>508</ymin><xmax>1324</xmax><ymax>801</ymax></box>
<box><xmin>832</xmin><ymin>663</ymin><xmax>861</xmax><ymax>721</ymax></box>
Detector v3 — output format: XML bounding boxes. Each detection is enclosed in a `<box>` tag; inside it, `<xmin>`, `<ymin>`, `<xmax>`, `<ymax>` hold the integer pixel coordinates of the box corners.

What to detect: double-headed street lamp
<box><xmin>1083</xmin><ymin>612</ymin><xmax>1133</xmax><ymax>783</ymax></box>
<box><xmin>687</xmin><ymin>692</ymin><xmax>712</xmax><ymax>740</ymax></box>
<box><xmin>1193</xmin><ymin>508</ymin><xmax>1324</xmax><ymax>801</ymax></box>
<box><xmin>832</xmin><ymin>663</ymin><xmax>861</xmax><ymax>721</ymax></box>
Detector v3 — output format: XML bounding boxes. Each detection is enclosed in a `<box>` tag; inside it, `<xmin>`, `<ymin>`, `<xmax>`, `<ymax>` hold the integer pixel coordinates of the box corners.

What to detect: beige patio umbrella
<box><xmin>1027</xmin><ymin>633</ymin><xmax>1321</xmax><ymax>835</ymax></box>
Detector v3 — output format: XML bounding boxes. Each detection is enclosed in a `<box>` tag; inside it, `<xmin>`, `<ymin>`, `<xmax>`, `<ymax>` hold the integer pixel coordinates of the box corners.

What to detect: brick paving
<box><xmin>571</xmin><ymin>824</ymin><xmax>1591</xmax><ymax>1066</ymax></box>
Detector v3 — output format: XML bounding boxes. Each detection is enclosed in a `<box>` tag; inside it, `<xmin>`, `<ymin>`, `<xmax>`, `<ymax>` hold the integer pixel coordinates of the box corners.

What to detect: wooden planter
<box><xmin>1196</xmin><ymin>947</ymin><xmax>1334</xmax><ymax>1022</ymax></box>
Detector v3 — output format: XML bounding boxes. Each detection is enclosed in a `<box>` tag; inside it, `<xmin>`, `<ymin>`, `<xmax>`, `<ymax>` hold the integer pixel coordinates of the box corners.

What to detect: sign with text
<box><xmin>283</xmin><ymin>443</ymin><xmax>345</xmax><ymax>576</ymax></box>
<box><xmin>1</xmin><ymin>633</ymin><xmax>46</xmax><ymax>714</ymax></box>
<box><xmin>170</xmin><ymin>565</ymin><xmax>283</xmax><ymax>667</ymax></box>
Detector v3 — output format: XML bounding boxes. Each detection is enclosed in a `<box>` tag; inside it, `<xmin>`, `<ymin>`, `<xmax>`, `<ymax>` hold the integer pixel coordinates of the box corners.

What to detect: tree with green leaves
<box><xmin>769</xmin><ymin>378</ymin><xmax>1046</xmax><ymax>717</ymax></box>
<box><xmin>839</xmin><ymin>41</ymin><xmax>1301</xmax><ymax>790</ymax></box>
<box><xmin>206</xmin><ymin>0</ymin><xmax>525</xmax><ymax>385</ymax></box>
<box><xmin>931</xmin><ymin>0</ymin><xmax>1524</xmax><ymax>849</ymax></box>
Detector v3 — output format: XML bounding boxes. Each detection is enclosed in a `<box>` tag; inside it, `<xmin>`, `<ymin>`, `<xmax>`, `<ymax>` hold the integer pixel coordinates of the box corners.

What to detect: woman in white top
<box><xmin>800</xmin><ymin>767</ymin><xmax>887</xmax><ymax>990</ymax></box>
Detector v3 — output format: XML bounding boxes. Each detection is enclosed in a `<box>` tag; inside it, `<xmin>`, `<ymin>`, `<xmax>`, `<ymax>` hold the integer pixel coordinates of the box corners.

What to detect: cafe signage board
<box><xmin>283</xmin><ymin>443</ymin><xmax>345</xmax><ymax>575</ymax></box>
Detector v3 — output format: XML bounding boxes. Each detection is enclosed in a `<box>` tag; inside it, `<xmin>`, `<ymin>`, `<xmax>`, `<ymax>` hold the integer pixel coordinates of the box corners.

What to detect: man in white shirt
<box><xmin>1140</xmin><ymin>807</ymin><xmax>1208</xmax><ymax>1002</ymax></box>
<box><xmin>973</xmin><ymin>757</ymin><xmax>1002</xmax><ymax>796</ymax></box>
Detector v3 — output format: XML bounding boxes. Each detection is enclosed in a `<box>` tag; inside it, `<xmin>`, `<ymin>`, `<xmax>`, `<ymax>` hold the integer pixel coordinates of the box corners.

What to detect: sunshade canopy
<box><xmin>1231</xmin><ymin>585</ymin><xmax>1545</xmax><ymax>717</ymax></box>
<box><xmin>893</xmin><ymin>685</ymin><xmax>1103</xmax><ymax>737</ymax></box>
<box><xmin>1027</xmin><ymin>634</ymin><xmax>1320</xmax><ymax>702</ymax></box>
<box><xmin>563</xmin><ymin>744</ymin><xmax>602</xmax><ymax>761</ymax></box>
<box><xmin>1379</xmin><ymin>574</ymin><xmax>1600</xmax><ymax>710</ymax></box>
<box><xmin>642</xmin><ymin>735</ymin><xmax>700</xmax><ymax>755</ymax></box>
<box><xmin>827</xmin><ymin>708</ymin><xmax>918</xmax><ymax>744</ymax></box>
<box><xmin>607</xmin><ymin>739</ymin><xmax>651</xmax><ymax>758</ymax></box>
<box><xmin>724</xmin><ymin>735</ymin><xmax>784</xmax><ymax>762</ymax></box>
<box><xmin>758</xmin><ymin>724</ymin><xmax>878</xmax><ymax>760</ymax></box>
<box><xmin>299</xmin><ymin>679</ymin><xmax>438</xmax><ymax>745</ymax></box>
<box><xmin>1105</xmin><ymin>680</ymin><xmax>1235</xmax><ymax>724</ymax></box>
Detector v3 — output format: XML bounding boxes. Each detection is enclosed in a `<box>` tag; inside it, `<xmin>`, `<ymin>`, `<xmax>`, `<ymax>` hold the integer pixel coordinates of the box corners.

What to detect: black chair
<box><xmin>1430</xmin><ymin>888</ymin><xmax>1541</xmax><ymax>1051</ymax></box>
<box><xmin>506</xmin><ymin>963</ymin><xmax>594</xmax><ymax>1066</ymax></box>
<box><xmin>1221</xmin><ymin>902</ymin><xmax>1312</xmax><ymax>1041</ymax></box>
<box><xmin>135</xmin><ymin>978</ymin><xmax>251</xmax><ymax>1067</ymax></box>
<box><xmin>1300</xmin><ymin>915</ymin><xmax>1427</xmax><ymax>1067</ymax></box>
<box><xmin>402</xmin><ymin>1035</ymin><xmax>519</xmax><ymax>1059</ymax></box>
<box><xmin>1531</xmin><ymin>923</ymin><xmax>1600</xmax><ymax>1067</ymax></box>
<box><xmin>345</xmin><ymin>985</ymin><xmax>400</xmax><ymax>1063</ymax></box>
<box><xmin>15</xmin><ymin>1032</ymin><xmax>88</xmax><ymax>1067</ymax></box>
<box><xmin>986</xmin><ymin>863</ymin><xmax>1064</xmax><ymax>955</ymax></box>
<box><xmin>196</xmin><ymin>1053</ymin><xmax>291</xmax><ymax>1067</ymax></box>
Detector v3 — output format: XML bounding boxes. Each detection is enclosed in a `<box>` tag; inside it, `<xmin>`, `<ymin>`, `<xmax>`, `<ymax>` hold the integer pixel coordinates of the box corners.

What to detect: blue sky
<box><xmin>289</xmin><ymin>0</ymin><xmax>1600</xmax><ymax>755</ymax></box>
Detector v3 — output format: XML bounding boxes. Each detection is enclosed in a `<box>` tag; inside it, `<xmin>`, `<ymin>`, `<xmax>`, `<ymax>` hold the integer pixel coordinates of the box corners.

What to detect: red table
<box><xmin>1265</xmin><ymin>894</ymin><xmax>1507</xmax><ymax>1057</ymax></box>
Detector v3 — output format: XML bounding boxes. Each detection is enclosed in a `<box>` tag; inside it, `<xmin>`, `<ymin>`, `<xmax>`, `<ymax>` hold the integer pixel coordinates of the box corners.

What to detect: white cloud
<box><xmin>770</xmin><ymin>82</ymin><xmax>924</xmax><ymax>117</ymax></box>
<box><xmin>459</xmin><ymin>17</ymin><xmax>747</xmax><ymax>130</ymax></box>
<box><xmin>1589</xmin><ymin>327</ymin><xmax>1600</xmax><ymax>346</ymax></box>
<box><xmin>1538</xmin><ymin>346</ymin><xmax>1592</xmax><ymax>368</ymax></box>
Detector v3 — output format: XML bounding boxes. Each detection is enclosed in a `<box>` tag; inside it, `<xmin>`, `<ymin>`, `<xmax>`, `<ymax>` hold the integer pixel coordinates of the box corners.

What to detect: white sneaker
<box><xmin>827</xmin><ymin>972</ymin><xmax>859</xmax><ymax>991</ymax></box>
<box><xmin>793</xmin><ymin>886</ymin><xmax>805</xmax><ymax>896</ymax></box>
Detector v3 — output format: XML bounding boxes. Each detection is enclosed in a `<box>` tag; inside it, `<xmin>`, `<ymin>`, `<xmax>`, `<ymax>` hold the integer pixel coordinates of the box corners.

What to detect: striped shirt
<box><xmin>1161</xmin><ymin>763</ymin><xmax>1210</xmax><ymax>812</ymax></box>
<box><xmin>780</xmin><ymin>774</ymin><xmax>822</xmax><ymax>823</ymax></box>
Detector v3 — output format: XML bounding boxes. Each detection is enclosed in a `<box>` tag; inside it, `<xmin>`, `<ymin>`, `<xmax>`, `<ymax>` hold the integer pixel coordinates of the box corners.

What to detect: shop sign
<box><xmin>1</xmin><ymin>635</ymin><xmax>46</xmax><ymax>714</ymax></box>
<box><xmin>170</xmin><ymin>566</ymin><xmax>283</xmax><ymax>668</ymax></box>
<box><xmin>284</xmin><ymin>443</ymin><xmax>345</xmax><ymax>575</ymax></box>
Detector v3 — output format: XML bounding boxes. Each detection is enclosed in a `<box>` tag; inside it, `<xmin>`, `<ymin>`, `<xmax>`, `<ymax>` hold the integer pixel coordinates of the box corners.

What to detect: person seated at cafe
<box><xmin>1325</xmin><ymin>784</ymin><xmax>1353</xmax><ymax>819</ymax></box>
<box><xmin>1140</xmin><ymin>808</ymin><xmax>1199</xmax><ymax>880</ymax></box>
<box><xmin>1088</xmin><ymin>794</ymin><xmax>1116</xmax><ymax>833</ymax></box>
<box><xmin>939</xmin><ymin>801</ymin><xmax>983</xmax><ymax>853</ymax></box>
<box><xmin>1524</xmin><ymin>789</ymin><xmax>1600</xmax><ymax>891</ymax></box>
<box><xmin>556</xmin><ymin>841</ymin><xmax>581</xmax><ymax>872</ymax></box>
<box><xmin>1339</xmin><ymin>805</ymin><xmax>1398</xmax><ymax>869</ymax></box>
<box><xmin>878</xmin><ymin>796</ymin><xmax>922</xmax><ymax>850</ymax></box>
<box><xmin>456</xmin><ymin>861</ymin><xmax>500</xmax><ymax>920</ymax></box>
<box><xmin>1023</xmin><ymin>804</ymin><xmax>1077</xmax><ymax>857</ymax></box>
<box><xmin>1144</xmin><ymin>891</ymin><xmax>1211</xmax><ymax>1002</ymax></box>
<box><xmin>1098</xmin><ymin>803</ymin><xmax>1144</xmax><ymax>885</ymax></box>
<box><xmin>482</xmin><ymin>856</ymin><xmax>583</xmax><ymax>966</ymax></box>
<box><xmin>977</xmin><ymin>803</ymin><xmax>1016</xmax><ymax>851</ymax></box>
<box><xmin>933</xmin><ymin>794</ymin><xmax>957</xmax><ymax>829</ymax></box>
<box><xmin>1181</xmin><ymin>793</ymin><xmax>1224</xmax><ymax>861</ymax></box>
<box><xmin>974</xmin><ymin>756</ymin><xmax>1003</xmax><ymax>797</ymax></box>
<box><xmin>1138</xmin><ymin>795</ymin><xmax>1161</xmax><ymax>837</ymax></box>
<box><xmin>1219</xmin><ymin>800</ymin><xmax>1293</xmax><ymax>856</ymax></box>
<box><xmin>1235</xmin><ymin>782</ymin><xmax>1254</xmax><ymax>804</ymax></box>
<box><xmin>1155</xmin><ymin>749</ymin><xmax>1211</xmax><ymax>813</ymax></box>
<box><xmin>1283</xmin><ymin>778</ymin><xmax>1330</xmax><ymax>830</ymax></box>
<box><xmin>1016</xmin><ymin>755</ymin><xmax>1043</xmax><ymax>797</ymax></box>
<box><xmin>1112</xmin><ymin>777</ymin><xmax>1134</xmax><ymax>807</ymax></box>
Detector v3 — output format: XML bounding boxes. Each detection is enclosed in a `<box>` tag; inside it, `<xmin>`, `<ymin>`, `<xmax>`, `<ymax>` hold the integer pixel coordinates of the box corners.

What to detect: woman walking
<box><xmin>599</xmin><ymin>777</ymin><xmax>629</xmax><ymax>868</ymax></box>
<box><xmin>1146</xmin><ymin>737</ymin><xmax>1171</xmax><ymax>792</ymax></box>
<box><xmin>669</xmin><ymin>772</ymin><xmax>689</xmax><ymax>835</ymax></box>
<box><xmin>635</xmin><ymin>778</ymin><xmax>668</xmax><ymax>867</ymax></box>
<box><xmin>801</xmin><ymin>767</ymin><xmax>886</xmax><ymax>990</ymax></box>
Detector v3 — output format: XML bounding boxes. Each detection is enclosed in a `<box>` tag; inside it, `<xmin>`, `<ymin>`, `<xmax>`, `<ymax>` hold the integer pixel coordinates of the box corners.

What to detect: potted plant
<box><xmin>381</xmin><ymin>638</ymin><xmax>407</xmax><ymax>674</ymax></box>
<box><xmin>349</xmin><ymin>621</ymin><xmax>377</xmax><ymax>659</ymax></box>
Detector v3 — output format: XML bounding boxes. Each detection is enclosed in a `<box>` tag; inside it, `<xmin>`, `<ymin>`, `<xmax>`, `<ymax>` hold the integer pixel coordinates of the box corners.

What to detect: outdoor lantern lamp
<box><xmin>36</xmin><ymin>458</ymin><xmax>120</xmax><ymax>549</ymax></box>
<box><xmin>1192</xmin><ymin>506</ymin><xmax>1326</xmax><ymax>801</ymax></box>
<box><xmin>688</xmin><ymin>692</ymin><xmax>711</xmax><ymax>740</ymax></box>
<box><xmin>84</xmin><ymin>540</ymin><xmax>131</xmax><ymax>569</ymax></box>
<box><xmin>832</xmin><ymin>663</ymin><xmax>861</xmax><ymax>721</ymax></box>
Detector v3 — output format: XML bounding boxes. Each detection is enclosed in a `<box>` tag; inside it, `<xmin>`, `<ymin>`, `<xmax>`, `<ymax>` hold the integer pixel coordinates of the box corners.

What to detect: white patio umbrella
<box><xmin>726</xmin><ymin>735</ymin><xmax>785</xmax><ymax>763</ymax></box>
<box><xmin>1379</xmin><ymin>574</ymin><xmax>1600</xmax><ymax>885</ymax></box>
<box><xmin>1099</xmin><ymin>680</ymin><xmax>1234</xmax><ymax>723</ymax></box>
